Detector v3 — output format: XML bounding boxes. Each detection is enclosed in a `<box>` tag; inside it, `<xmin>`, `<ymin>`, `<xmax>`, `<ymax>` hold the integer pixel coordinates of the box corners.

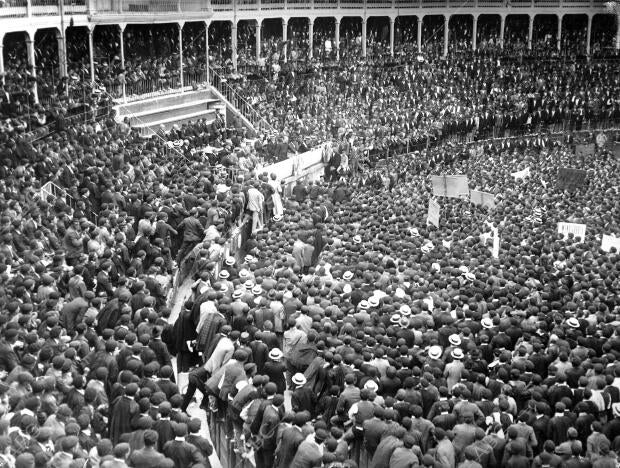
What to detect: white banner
<box><xmin>427</xmin><ymin>199</ymin><xmax>440</xmax><ymax>227</ymax></box>
<box><xmin>511</xmin><ymin>167</ymin><xmax>531</xmax><ymax>180</ymax></box>
<box><xmin>557</xmin><ymin>222</ymin><xmax>587</xmax><ymax>240</ymax></box>
<box><xmin>492</xmin><ymin>227</ymin><xmax>500</xmax><ymax>259</ymax></box>
<box><xmin>431</xmin><ymin>175</ymin><xmax>469</xmax><ymax>198</ymax></box>
<box><xmin>601</xmin><ymin>235</ymin><xmax>620</xmax><ymax>253</ymax></box>
<box><xmin>470</xmin><ymin>190</ymin><xmax>496</xmax><ymax>209</ymax></box>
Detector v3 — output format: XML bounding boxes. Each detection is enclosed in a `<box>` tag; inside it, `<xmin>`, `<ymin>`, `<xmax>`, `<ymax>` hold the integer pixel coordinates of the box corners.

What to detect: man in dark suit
<box><xmin>275</xmin><ymin>412</ymin><xmax>308</xmax><ymax>468</ymax></box>
<box><xmin>0</xmin><ymin>329</ymin><xmax>20</xmax><ymax>372</ymax></box>
<box><xmin>291</xmin><ymin>429</ymin><xmax>328</xmax><ymax>468</ymax></box>
<box><xmin>186</xmin><ymin>419</ymin><xmax>213</xmax><ymax>464</ymax></box>
<box><xmin>163</xmin><ymin>423</ymin><xmax>205</xmax><ymax>468</ymax></box>
<box><xmin>291</xmin><ymin>373</ymin><xmax>316</xmax><ymax>415</ymax></box>
<box><xmin>128</xmin><ymin>430</ymin><xmax>167</xmax><ymax>468</ymax></box>
<box><xmin>255</xmin><ymin>394</ymin><xmax>284</xmax><ymax>468</ymax></box>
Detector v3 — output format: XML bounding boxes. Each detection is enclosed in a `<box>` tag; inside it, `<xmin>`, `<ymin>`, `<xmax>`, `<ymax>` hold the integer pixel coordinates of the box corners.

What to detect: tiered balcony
<box><xmin>0</xmin><ymin>0</ymin><xmax>606</xmax><ymax>21</ymax></box>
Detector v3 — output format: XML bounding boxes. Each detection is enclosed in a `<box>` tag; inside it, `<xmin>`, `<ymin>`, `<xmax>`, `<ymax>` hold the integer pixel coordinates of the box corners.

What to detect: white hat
<box><xmin>343</xmin><ymin>284</ymin><xmax>352</xmax><ymax>294</ymax></box>
<box><xmin>244</xmin><ymin>280</ymin><xmax>254</xmax><ymax>290</ymax></box>
<box><xmin>358</xmin><ymin>300</ymin><xmax>369</xmax><ymax>310</ymax></box>
<box><xmin>400</xmin><ymin>305</ymin><xmax>411</xmax><ymax>316</ymax></box>
<box><xmin>272</xmin><ymin>215</ymin><xmax>283</xmax><ymax>222</ymax></box>
<box><xmin>342</xmin><ymin>271</ymin><xmax>354</xmax><ymax>281</ymax></box>
<box><xmin>219</xmin><ymin>270</ymin><xmax>230</xmax><ymax>279</ymax></box>
<box><xmin>252</xmin><ymin>285</ymin><xmax>263</xmax><ymax>296</ymax></box>
<box><xmin>464</xmin><ymin>272</ymin><xmax>476</xmax><ymax>281</ymax></box>
<box><xmin>449</xmin><ymin>334</ymin><xmax>461</xmax><ymax>346</ymax></box>
<box><xmin>239</xmin><ymin>269</ymin><xmax>250</xmax><ymax>278</ymax></box>
<box><xmin>225</xmin><ymin>256</ymin><xmax>235</xmax><ymax>266</ymax></box>
<box><xmin>421</xmin><ymin>241</ymin><xmax>434</xmax><ymax>253</ymax></box>
<box><xmin>269</xmin><ymin>348</ymin><xmax>283</xmax><ymax>361</ymax></box>
<box><xmin>428</xmin><ymin>345</ymin><xmax>442</xmax><ymax>359</ymax></box>
<box><xmin>394</xmin><ymin>288</ymin><xmax>406</xmax><ymax>299</ymax></box>
<box><xmin>364</xmin><ymin>380</ymin><xmax>379</xmax><ymax>391</ymax></box>
<box><xmin>232</xmin><ymin>290</ymin><xmax>243</xmax><ymax>299</ymax></box>
<box><xmin>431</xmin><ymin>262</ymin><xmax>441</xmax><ymax>272</ymax></box>
<box><xmin>390</xmin><ymin>314</ymin><xmax>401</xmax><ymax>324</ymax></box>
<box><xmin>292</xmin><ymin>373</ymin><xmax>306</xmax><ymax>386</ymax></box>
<box><xmin>353</xmin><ymin>235</ymin><xmax>362</xmax><ymax>244</ymax></box>
<box><xmin>566</xmin><ymin>317</ymin><xmax>580</xmax><ymax>329</ymax></box>
<box><xmin>459</xmin><ymin>266</ymin><xmax>469</xmax><ymax>274</ymax></box>
<box><xmin>244</xmin><ymin>255</ymin><xmax>255</xmax><ymax>263</ymax></box>
<box><xmin>368</xmin><ymin>297</ymin><xmax>380</xmax><ymax>308</ymax></box>
<box><xmin>481</xmin><ymin>318</ymin><xmax>494</xmax><ymax>329</ymax></box>
<box><xmin>451</xmin><ymin>348</ymin><xmax>464</xmax><ymax>360</ymax></box>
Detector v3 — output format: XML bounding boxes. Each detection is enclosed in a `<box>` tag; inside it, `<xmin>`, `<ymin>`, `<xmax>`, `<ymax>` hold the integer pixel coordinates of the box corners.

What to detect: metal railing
<box><xmin>0</xmin><ymin>0</ymin><xmax>602</xmax><ymax>18</ymax></box>
<box><xmin>208</xmin><ymin>66</ymin><xmax>275</xmax><ymax>134</ymax></box>
<box><xmin>39</xmin><ymin>181</ymin><xmax>99</xmax><ymax>223</ymax></box>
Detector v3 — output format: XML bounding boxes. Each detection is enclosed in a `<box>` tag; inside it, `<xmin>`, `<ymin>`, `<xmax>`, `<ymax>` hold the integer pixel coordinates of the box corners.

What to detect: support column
<box><xmin>361</xmin><ymin>17</ymin><xmax>367</xmax><ymax>58</ymax></box>
<box><xmin>88</xmin><ymin>26</ymin><xmax>95</xmax><ymax>83</ymax></box>
<box><xmin>335</xmin><ymin>18</ymin><xmax>340</xmax><ymax>60</ymax></box>
<box><xmin>586</xmin><ymin>14</ymin><xmax>592</xmax><ymax>56</ymax></box>
<box><xmin>557</xmin><ymin>14</ymin><xmax>562</xmax><ymax>51</ymax></box>
<box><xmin>417</xmin><ymin>16</ymin><xmax>423</xmax><ymax>52</ymax></box>
<box><xmin>443</xmin><ymin>15</ymin><xmax>449</xmax><ymax>57</ymax></box>
<box><xmin>499</xmin><ymin>15</ymin><xmax>506</xmax><ymax>49</ymax></box>
<box><xmin>57</xmin><ymin>29</ymin><xmax>67</xmax><ymax>78</ymax></box>
<box><xmin>205</xmin><ymin>21</ymin><xmax>210</xmax><ymax>83</ymax></box>
<box><xmin>119</xmin><ymin>24</ymin><xmax>126</xmax><ymax>101</ymax></box>
<box><xmin>528</xmin><ymin>14</ymin><xmax>534</xmax><ymax>50</ymax></box>
<box><xmin>282</xmin><ymin>18</ymin><xmax>288</xmax><ymax>62</ymax></box>
<box><xmin>26</xmin><ymin>34</ymin><xmax>38</xmax><ymax>104</ymax></box>
<box><xmin>256</xmin><ymin>19</ymin><xmax>262</xmax><ymax>61</ymax></box>
<box><xmin>389</xmin><ymin>17</ymin><xmax>395</xmax><ymax>56</ymax></box>
<box><xmin>472</xmin><ymin>15</ymin><xmax>478</xmax><ymax>51</ymax></box>
<box><xmin>119</xmin><ymin>24</ymin><xmax>126</xmax><ymax>69</ymax></box>
<box><xmin>179</xmin><ymin>22</ymin><xmax>184</xmax><ymax>90</ymax></box>
<box><xmin>617</xmin><ymin>14</ymin><xmax>620</xmax><ymax>50</ymax></box>
<box><xmin>308</xmin><ymin>18</ymin><xmax>314</xmax><ymax>59</ymax></box>
<box><xmin>231</xmin><ymin>20</ymin><xmax>238</xmax><ymax>72</ymax></box>
<box><xmin>0</xmin><ymin>35</ymin><xmax>4</xmax><ymax>86</ymax></box>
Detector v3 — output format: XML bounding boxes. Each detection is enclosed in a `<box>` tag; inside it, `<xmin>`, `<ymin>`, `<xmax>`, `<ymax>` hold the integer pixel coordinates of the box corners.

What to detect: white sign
<box><xmin>602</xmin><ymin>235</ymin><xmax>620</xmax><ymax>253</ymax></box>
<box><xmin>427</xmin><ymin>199</ymin><xmax>440</xmax><ymax>227</ymax></box>
<box><xmin>431</xmin><ymin>175</ymin><xmax>469</xmax><ymax>198</ymax></box>
<box><xmin>557</xmin><ymin>222</ymin><xmax>587</xmax><ymax>240</ymax></box>
<box><xmin>492</xmin><ymin>227</ymin><xmax>500</xmax><ymax>259</ymax></box>
<box><xmin>511</xmin><ymin>167</ymin><xmax>531</xmax><ymax>180</ymax></box>
<box><xmin>470</xmin><ymin>190</ymin><xmax>496</xmax><ymax>209</ymax></box>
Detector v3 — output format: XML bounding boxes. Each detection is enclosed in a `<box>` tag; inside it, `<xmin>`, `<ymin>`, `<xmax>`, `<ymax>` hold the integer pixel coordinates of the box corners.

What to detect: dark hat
<box><xmin>173</xmin><ymin>423</ymin><xmax>188</xmax><ymax>437</ymax></box>
<box><xmin>314</xmin><ymin>428</ymin><xmax>329</xmax><ymax>442</ymax></box>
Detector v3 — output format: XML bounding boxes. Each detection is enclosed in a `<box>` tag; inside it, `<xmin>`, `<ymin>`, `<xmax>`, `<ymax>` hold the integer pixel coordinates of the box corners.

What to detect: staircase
<box><xmin>115</xmin><ymin>88</ymin><xmax>225</xmax><ymax>136</ymax></box>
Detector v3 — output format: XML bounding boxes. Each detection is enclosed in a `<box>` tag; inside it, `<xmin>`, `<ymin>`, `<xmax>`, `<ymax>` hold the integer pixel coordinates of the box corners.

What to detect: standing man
<box><xmin>247</xmin><ymin>181</ymin><xmax>265</xmax><ymax>236</ymax></box>
<box><xmin>255</xmin><ymin>394</ymin><xmax>284</xmax><ymax>468</ymax></box>
<box><xmin>176</xmin><ymin>208</ymin><xmax>205</xmax><ymax>264</ymax></box>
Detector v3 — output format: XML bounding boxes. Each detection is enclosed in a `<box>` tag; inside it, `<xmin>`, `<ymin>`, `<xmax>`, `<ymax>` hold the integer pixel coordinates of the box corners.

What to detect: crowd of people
<box><xmin>0</xmin><ymin>8</ymin><xmax>618</xmax><ymax>468</ymax></box>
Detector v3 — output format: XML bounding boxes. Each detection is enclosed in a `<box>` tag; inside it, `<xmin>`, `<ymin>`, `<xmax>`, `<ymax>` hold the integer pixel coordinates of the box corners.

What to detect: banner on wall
<box><xmin>431</xmin><ymin>175</ymin><xmax>469</xmax><ymax>198</ymax></box>
<box><xmin>557</xmin><ymin>168</ymin><xmax>587</xmax><ymax>189</ymax></box>
<box><xmin>427</xmin><ymin>199</ymin><xmax>440</xmax><ymax>228</ymax></box>
<box><xmin>601</xmin><ymin>235</ymin><xmax>620</xmax><ymax>253</ymax></box>
<box><xmin>557</xmin><ymin>222</ymin><xmax>587</xmax><ymax>240</ymax></box>
<box><xmin>470</xmin><ymin>190</ymin><xmax>496</xmax><ymax>209</ymax></box>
